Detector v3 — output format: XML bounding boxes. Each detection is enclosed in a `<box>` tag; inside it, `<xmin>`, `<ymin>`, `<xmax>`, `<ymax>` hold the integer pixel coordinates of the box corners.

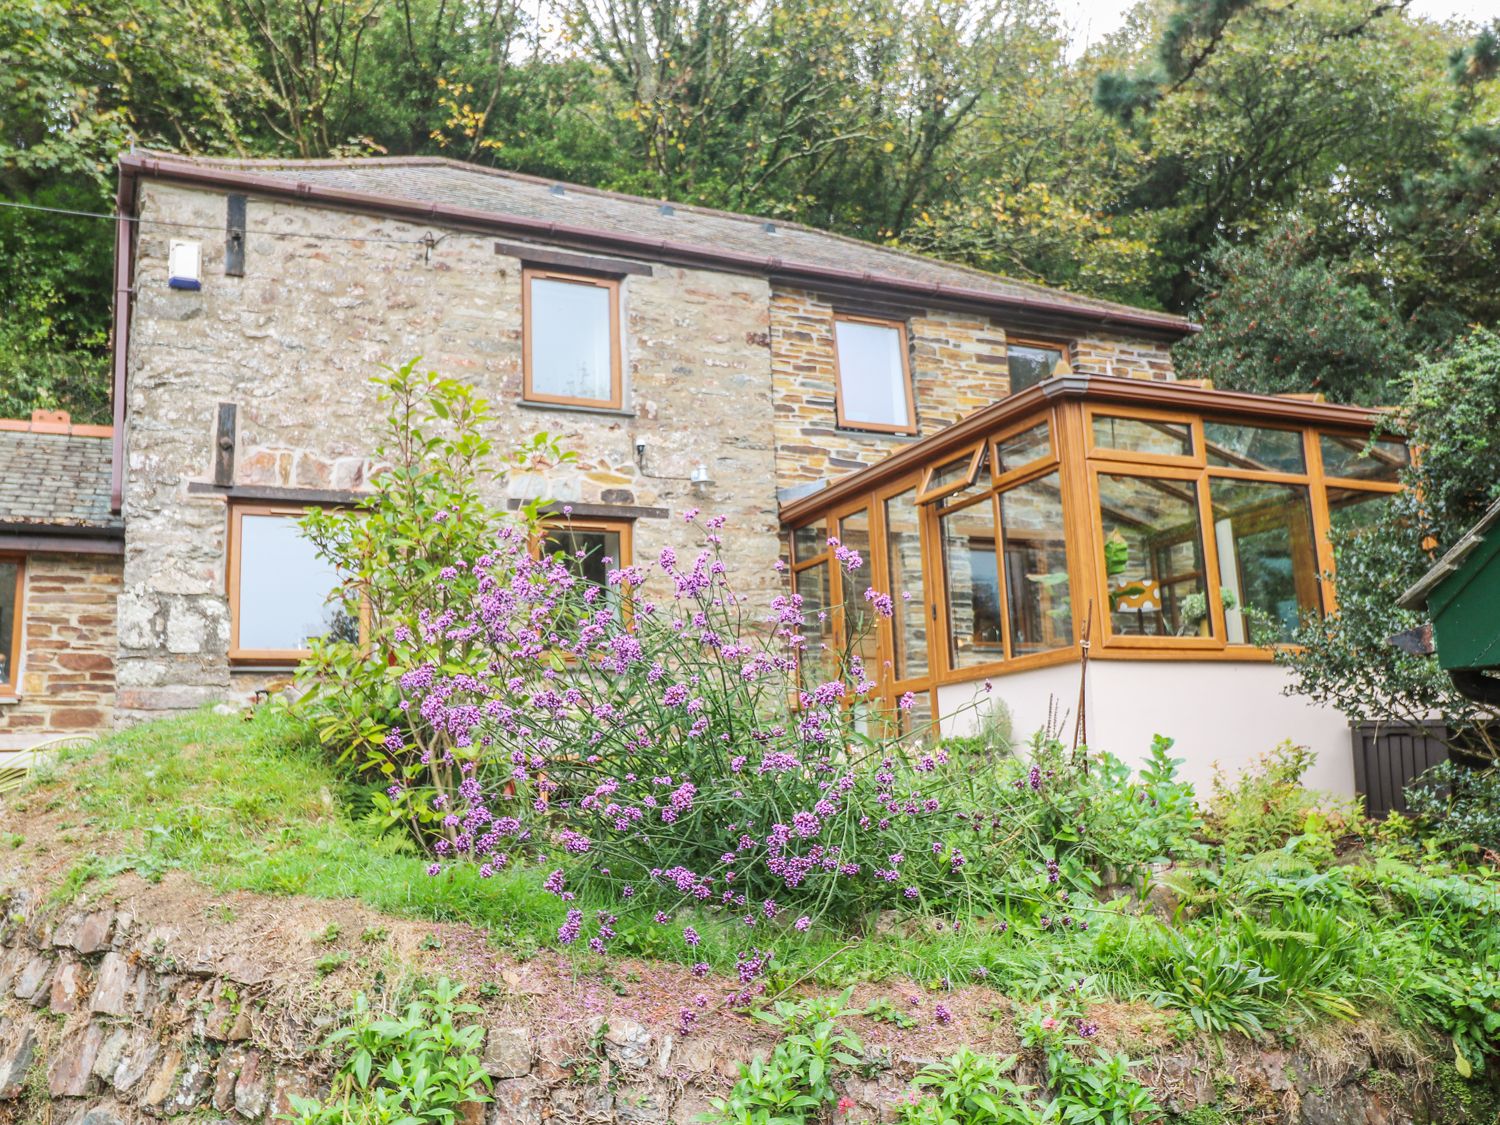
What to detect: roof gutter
<box><xmin>110</xmin><ymin>165</ymin><xmax>140</xmax><ymax>515</ymax></box>
<box><xmin>116</xmin><ymin>154</ymin><xmax>1195</xmax><ymax>340</ymax></box>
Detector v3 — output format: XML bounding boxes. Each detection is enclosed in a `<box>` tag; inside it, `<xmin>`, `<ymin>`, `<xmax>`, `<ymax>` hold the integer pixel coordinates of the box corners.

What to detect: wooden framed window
<box><xmin>1088</xmin><ymin>406</ymin><xmax>1198</xmax><ymax>466</ymax></box>
<box><xmin>917</xmin><ymin>443</ymin><xmax>986</xmax><ymax>504</ymax></box>
<box><xmin>1006</xmin><ymin>338</ymin><xmax>1071</xmax><ymax>394</ymax></box>
<box><xmin>1092</xmin><ymin>467</ymin><xmax>1219</xmax><ymax>647</ymax></box>
<box><xmin>833</xmin><ymin>315</ymin><xmax>916</xmax><ymax>434</ymax></box>
<box><xmin>0</xmin><ymin>555</ymin><xmax>24</xmax><ymax>695</ymax></box>
<box><xmin>537</xmin><ymin>516</ymin><xmax>632</xmax><ymax>576</ymax></box>
<box><xmin>227</xmin><ymin>504</ymin><xmax>355</xmax><ymax>663</ymax></box>
<box><xmin>523</xmin><ymin>269</ymin><xmax>623</xmax><ymax>409</ymax></box>
<box><xmin>991</xmin><ymin>415</ymin><xmax>1055</xmax><ymax>485</ymax></box>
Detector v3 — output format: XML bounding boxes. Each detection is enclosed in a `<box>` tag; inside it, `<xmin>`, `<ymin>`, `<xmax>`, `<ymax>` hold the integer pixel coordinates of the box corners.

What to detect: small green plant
<box><xmin>315</xmin><ymin>951</ymin><xmax>351</xmax><ymax>976</ymax></box>
<box><xmin>360</xmin><ymin>926</ymin><xmax>390</xmax><ymax>945</ymax></box>
<box><xmin>317</xmin><ymin>922</ymin><xmax>344</xmax><ymax>945</ymax></box>
<box><xmin>857</xmin><ymin>997</ymin><xmax>918</xmax><ymax>1030</ymax></box>
<box><xmin>279</xmin><ymin>979</ymin><xmax>490</xmax><ymax>1125</ymax></box>
<box><xmin>707</xmin><ymin>992</ymin><xmax>867</xmax><ymax>1123</ymax></box>
<box><xmin>1130</xmin><ymin>926</ymin><xmax>1277</xmax><ymax>1038</ymax></box>
<box><xmin>897</xmin><ymin>1047</ymin><xmax>1040</xmax><ymax>1124</ymax></box>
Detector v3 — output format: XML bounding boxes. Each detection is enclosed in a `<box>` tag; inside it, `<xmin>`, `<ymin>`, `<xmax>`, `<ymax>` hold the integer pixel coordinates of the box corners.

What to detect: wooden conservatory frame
<box><xmin>779</xmin><ymin>374</ymin><xmax>1405</xmax><ymax>719</ymax></box>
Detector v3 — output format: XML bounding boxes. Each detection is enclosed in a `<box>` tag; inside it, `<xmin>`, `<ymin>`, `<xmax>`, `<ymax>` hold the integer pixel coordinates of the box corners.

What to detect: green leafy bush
<box><xmin>295</xmin><ymin>360</ymin><xmax>569</xmax><ymax>839</ymax></box>
<box><xmin>1405</xmin><ymin>761</ymin><xmax>1500</xmax><ymax>853</ymax></box>
<box><xmin>280</xmin><ymin>979</ymin><xmax>491</xmax><ymax>1125</ymax></box>
<box><xmin>1204</xmin><ymin>742</ymin><xmax>1360</xmax><ymax>857</ymax></box>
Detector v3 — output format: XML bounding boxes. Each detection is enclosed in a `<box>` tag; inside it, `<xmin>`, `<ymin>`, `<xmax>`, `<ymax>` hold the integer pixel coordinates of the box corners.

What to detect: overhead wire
<box><xmin>0</xmin><ymin>197</ymin><xmax>445</xmax><ymax>248</ymax></box>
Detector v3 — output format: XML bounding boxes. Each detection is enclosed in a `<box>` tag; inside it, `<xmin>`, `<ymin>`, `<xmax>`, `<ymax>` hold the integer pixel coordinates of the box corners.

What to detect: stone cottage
<box><xmin>0</xmin><ymin>151</ymin><xmax>1405</xmax><ymax>796</ymax></box>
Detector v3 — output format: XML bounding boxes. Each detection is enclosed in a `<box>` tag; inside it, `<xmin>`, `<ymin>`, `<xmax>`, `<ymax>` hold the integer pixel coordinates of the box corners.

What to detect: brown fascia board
<box><xmin>115</xmin><ymin>153</ymin><xmax>1195</xmax><ymax>340</ymax></box>
<box><xmin>777</xmin><ymin>375</ymin><xmax>1395</xmax><ymax>526</ymax></box>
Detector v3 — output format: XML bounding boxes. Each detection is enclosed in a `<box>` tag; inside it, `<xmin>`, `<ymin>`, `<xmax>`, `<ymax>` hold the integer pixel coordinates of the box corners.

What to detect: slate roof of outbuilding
<box><xmin>125</xmin><ymin>152</ymin><xmax>1193</xmax><ymax>335</ymax></box>
<box><xmin>0</xmin><ymin>430</ymin><xmax>120</xmax><ymax>530</ymax></box>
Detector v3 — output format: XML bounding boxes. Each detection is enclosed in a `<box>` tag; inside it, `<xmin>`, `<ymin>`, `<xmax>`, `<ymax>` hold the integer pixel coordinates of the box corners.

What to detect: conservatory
<box><xmin>779</xmin><ymin>374</ymin><xmax>1406</xmax><ymax>794</ymax></box>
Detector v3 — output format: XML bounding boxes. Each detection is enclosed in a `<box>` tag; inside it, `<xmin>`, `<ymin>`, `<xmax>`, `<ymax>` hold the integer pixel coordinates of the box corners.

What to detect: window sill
<box><xmin>834</xmin><ymin>426</ymin><xmax>922</xmax><ymax>441</ymax></box>
<box><xmin>518</xmin><ymin>399</ymin><xmax>636</xmax><ymax>419</ymax></box>
<box><xmin>0</xmin><ymin>695</ymin><xmax>18</xmax><ymax>706</ymax></box>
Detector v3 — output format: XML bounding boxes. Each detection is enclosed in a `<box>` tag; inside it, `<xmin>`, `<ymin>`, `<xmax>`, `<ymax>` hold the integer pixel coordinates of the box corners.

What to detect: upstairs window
<box><xmin>228</xmin><ymin>505</ymin><xmax>355</xmax><ymax>662</ymax></box>
<box><xmin>524</xmin><ymin>270</ymin><xmax>622</xmax><ymax>408</ymax></box>
<box><xmin>0</xmin><ymin>557</ymin><xmax>22</xmax><ymax>694</ymax></box>
<box><xmin>1007</xmin><ymin>339</ymin><xmax>1070</xmax><ymax>393</ymax></box>
<box><xmin>833</xmin><ymin>316</ymin><xmax>915</xmax><ymax>434</ymax></box>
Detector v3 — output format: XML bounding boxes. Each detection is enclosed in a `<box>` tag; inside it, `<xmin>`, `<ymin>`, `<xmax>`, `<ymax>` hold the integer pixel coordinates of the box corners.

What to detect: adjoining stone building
<box><xmin>0</xmin><ymin>151</ymin><xmax>1405</xmax><ymax>797</ymax></box>
<box><xmin>0</xmin><ymin>414</ymin><xmax>122</xmax><ymax>750</ymax></box>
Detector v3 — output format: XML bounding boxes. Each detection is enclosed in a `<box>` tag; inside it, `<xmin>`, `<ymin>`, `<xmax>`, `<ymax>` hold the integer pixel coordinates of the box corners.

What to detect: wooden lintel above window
<box><xmin>505</xmin><ymin>499</ymin><xmax>670</xmax><ymax>521</ymax></box>
<box><xmin>187</xmin><ymin>482</ymin><xmax>364</xmax><ymax>506</ymax></box>
<box><xmin>494</xmin><ymin>240</ymin><xmax>653</xmax><ymax>278</ymax></box>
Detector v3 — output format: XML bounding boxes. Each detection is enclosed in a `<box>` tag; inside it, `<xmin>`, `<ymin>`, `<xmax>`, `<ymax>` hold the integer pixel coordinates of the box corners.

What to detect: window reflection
<box><xmin>528</xmin><ymin>276</ymin><xmax>615</xmax><ymax>403</ymax></box>
<box><xmin>1098</xmin><ymin>473</ymin><xmax>1211</xmax><ymax>637</ymax></box>
<box><xmin>941</xmin><ymin>498</ymin><xmax>1004</xmax><ymax>667</ymax></box>
<box><xmin>1093</xmin><ymin>415</ymin><xmax>1194</xmax><ymax>458</ymax></box>
<box><xmin>994</xmin><ymin>422</ymin><xmax>1050</xmax><ymax>475</ymax></box>
<box><xmin>884</xmin><ymin>488</ymin><xmax>928</xmax><ymax>680</ymax></box>
<box><xmin>1000</xmin><ymin>472</ymin><xmax>1072</xmax><ymax>654</ymax></box>
<box><xmin>0</xmin><ymin>560</ymin><xmax>18</xmax><ymax>688</ymax></box>
<box><xmin>1326</xmin><ymin>488</ymin><xmax>1393</xmax><ymax>536</ymax></box>
<box><xmin>236</xmin><ymin>514</ymin><xmax>348</xmax><ymax>653</ymax></box>
<box><xmin>1319</xmin><ymin>434</ymin><xmax>1407</xmax><ymax>483</ymax></box>
<box><xmin>1209</xmin><ymin>479</ymin><xmax>1319</xmax><ymax>643</ymax></box>
<box><xmin>1007</xmin><ymin>342</ymin><xmax>1068</xmax><ymax>393</ymax></box>
<box><xmin>1204</xmin><ymin>422</ymin><xmax>1306</xmax><ymax>473</ymax></box>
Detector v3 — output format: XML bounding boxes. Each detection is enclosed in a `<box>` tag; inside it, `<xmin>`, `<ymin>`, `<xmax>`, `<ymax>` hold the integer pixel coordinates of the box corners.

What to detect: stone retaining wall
<box><xmin>0</xmin><ymin>885</ymin><xmax>1478</xmax><ymax>1125</ymax></box>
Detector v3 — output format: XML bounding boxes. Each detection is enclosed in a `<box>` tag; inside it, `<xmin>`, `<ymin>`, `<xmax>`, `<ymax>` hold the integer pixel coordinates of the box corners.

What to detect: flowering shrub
<box><xmin>393</xmin><ymin>510</ymin><xmax>1047</xmax><ymax>949</ymax></box>
<box><xmin>295</xmin><ymin>360</ymin><xmax>570</xmax><ymax>844</ymax></box>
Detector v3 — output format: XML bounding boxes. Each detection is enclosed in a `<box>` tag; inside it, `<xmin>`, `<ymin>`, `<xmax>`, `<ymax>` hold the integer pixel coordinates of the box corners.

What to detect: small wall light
<box><xmin>690</xmin><ymin>463</ymin><xmax>713</xmax><ymax>491</ymax></box>
<box><xmin>168</xmin><ymin>240</ymin><xmax>202</xmax><ymax>290</ymax></box>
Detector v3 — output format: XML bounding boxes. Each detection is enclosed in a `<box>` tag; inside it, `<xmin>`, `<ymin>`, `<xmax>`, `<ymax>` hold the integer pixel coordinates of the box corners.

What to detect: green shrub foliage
<box><xmin>1283</xmin><ymin>328</ymin><xmax>1500</xmax><ymax>759</ymax></box>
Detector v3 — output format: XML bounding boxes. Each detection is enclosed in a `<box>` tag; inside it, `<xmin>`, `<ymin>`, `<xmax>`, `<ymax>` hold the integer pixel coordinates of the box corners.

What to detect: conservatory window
<box><xmin>228</xmin><ymin>505</ymin><xmax>353</xmax><ymax>661</ymax></box>
<box><xmin>1204</xmin><ymin>421</ymin><xmax>1307</xmax><ymax>474</ymax></box>
<box><xmin>1092</xmin><ymin>413</ymin><xmax>1195</xmax><ymax>460</ymax></box>
<box><xmin>1000</xmin><ymin>473</ymin><xmax>1072</xmax><ymax>655</ymax></box>
<box><xmin>883</xmin><ymin>488</ymin><xmax>929</xmax><ymax>681</ymax></box>
<box><xmin>940</xmin><ymin>497</ymin><xmax>1005</xmax><ymax>668</ymax></box>
<box><xmin>524</xmin><ymin>270</ymin><xmax>622</xmax><ymax>408</ymax></box>
<box><xmin>1208</xmin><ymin>479</ymin><xmax>1320</xmax><ymax>644</ymax></box>
<box><xmin>1318</xmin><ymin>433</ymin><xmax>1407</xmax><ymax>484</ymax></box>
<box><xmin>833</xmin><ymin>316</ymin><xmax>915</xmax><ymax>434</ymax></box>
<box><xmin>1096</xmin><ymin>472</ymin><xmax>1212</xmax><ymax>638</ymax></box>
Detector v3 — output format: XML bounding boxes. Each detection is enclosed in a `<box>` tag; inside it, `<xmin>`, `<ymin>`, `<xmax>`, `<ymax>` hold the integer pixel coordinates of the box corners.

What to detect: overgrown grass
<box><xmin>12</xmin><ymin>707</ymin><xmax>1500</xmax><ymax>1073</ymax></box>
<box><xmin>16</xmin><ymin>708</ymin><xmax>1070</xmax><ymax>988</ymax></box>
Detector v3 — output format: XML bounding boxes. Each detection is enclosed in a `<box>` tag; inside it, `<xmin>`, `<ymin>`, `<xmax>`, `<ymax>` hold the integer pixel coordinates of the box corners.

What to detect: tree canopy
<box><xmin>1</xmin><ymin>0</ymin><xmax>1498</xmax><ymax>419</ymax></box>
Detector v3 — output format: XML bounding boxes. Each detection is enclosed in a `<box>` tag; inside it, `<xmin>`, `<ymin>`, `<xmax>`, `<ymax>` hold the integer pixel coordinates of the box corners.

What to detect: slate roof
<box><xmin>125</xmin><ymin>153</ymin><xmax>1192</xmax><ymax>336</ymax></box>
<box><xmin>0</xmin><ymin>430</ymin><xmax>120</xmax><ymax>531</ymax></box>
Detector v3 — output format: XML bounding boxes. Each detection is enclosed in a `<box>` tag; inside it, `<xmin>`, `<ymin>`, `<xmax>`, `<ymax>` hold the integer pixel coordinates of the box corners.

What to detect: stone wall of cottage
<box><xmin>767</xmin><ymin>286</ymin><xmax>1177</xmax><ymax>491</ymax></box>
<box><xmin>0</xmin><ymin>553</ymin><xmax>120</xmax><ymax>749</ymax></box>
<box><xmin>119</xmin><ymin>181</ymin><xmax>781</xmax><ymax>718</ymax></box>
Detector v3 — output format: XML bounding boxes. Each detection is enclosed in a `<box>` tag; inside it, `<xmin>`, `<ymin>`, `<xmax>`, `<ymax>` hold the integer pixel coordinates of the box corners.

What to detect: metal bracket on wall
<box><xmin>214</xmin><ymin>403</ymin><xmax>237</xmax><ymax>487</ymax></box>
<box><xmin>225</xmin><ymin>194</ymin><xmax>246</xmax><ymax>276</ymax></box>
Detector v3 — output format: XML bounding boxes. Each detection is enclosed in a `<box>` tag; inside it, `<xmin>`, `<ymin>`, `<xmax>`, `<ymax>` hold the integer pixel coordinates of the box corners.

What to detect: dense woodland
<box><xmin>1</xmin><ymin>0</ymin><xmax>1497</xmax><ymax>422</ymax></box>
